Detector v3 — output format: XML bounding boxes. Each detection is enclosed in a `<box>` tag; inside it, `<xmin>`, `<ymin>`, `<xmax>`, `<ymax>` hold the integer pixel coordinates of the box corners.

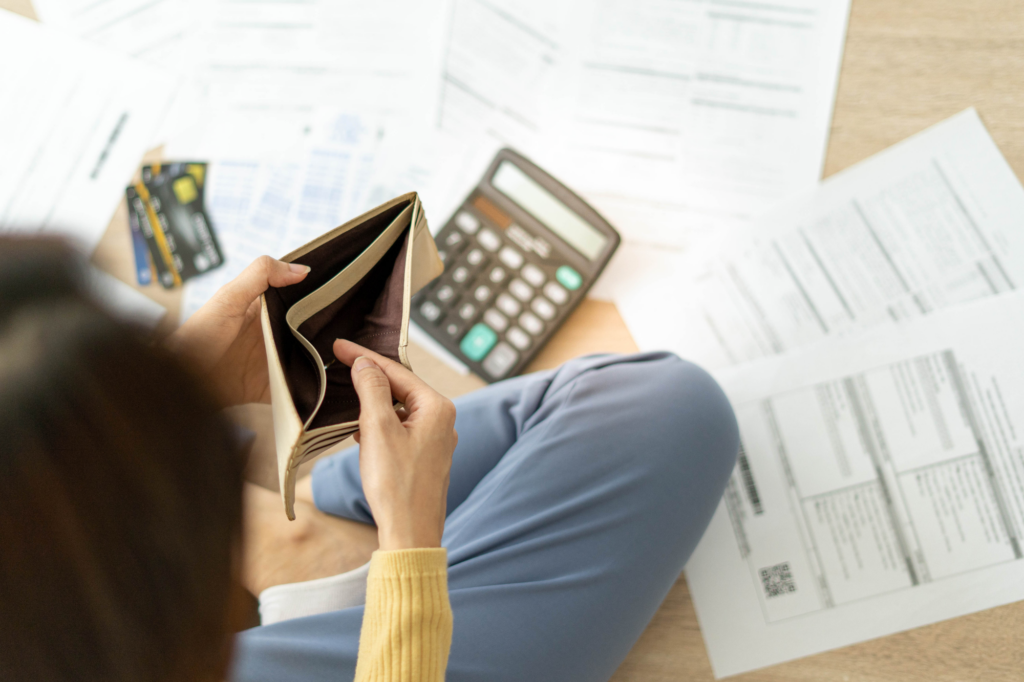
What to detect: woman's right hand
<box><xmin>333</xmin><ymin>339</ymin><xmax>457</xmax><ymax>551</ymax></box>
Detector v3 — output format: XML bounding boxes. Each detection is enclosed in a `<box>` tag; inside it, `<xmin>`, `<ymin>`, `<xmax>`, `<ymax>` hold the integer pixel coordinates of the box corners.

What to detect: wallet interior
<box><xmin>264</xmin><ymin>200</ymin><xmax>410</xmax><ymax>429</ymax></box>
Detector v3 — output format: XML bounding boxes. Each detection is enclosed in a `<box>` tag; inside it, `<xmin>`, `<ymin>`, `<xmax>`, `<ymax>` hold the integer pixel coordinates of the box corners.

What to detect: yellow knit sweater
<box><xmin>354</xmin><ymin>549</ymin><xmax>453</xmax><ymax>682</ymax></box>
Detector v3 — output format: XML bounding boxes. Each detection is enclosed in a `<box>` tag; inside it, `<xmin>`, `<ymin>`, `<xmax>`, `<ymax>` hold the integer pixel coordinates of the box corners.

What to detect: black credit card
<box><xmin>136</xmin><ymin>162</ymin><xmax>223</xmax><ymax>288</ymax></box>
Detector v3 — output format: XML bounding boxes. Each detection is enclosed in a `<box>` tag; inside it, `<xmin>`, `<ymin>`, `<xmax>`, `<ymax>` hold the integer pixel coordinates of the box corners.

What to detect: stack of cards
<box><xmin>126</xmin><ymin>162</ymin><xmax>224</xmax><ymax>288</ymax></box>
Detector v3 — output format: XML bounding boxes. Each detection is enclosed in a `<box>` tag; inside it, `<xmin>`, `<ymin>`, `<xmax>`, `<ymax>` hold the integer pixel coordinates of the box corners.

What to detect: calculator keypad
<box><xmin>414</xmin><ymin>210</ymin><xmax>586</xmax><ymax>379</ymax></box>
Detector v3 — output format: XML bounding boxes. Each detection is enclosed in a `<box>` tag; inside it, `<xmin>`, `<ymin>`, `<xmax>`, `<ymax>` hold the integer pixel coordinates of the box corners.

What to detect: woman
<box><xmin>0</xmin><ymin>239</ymin><xmax>739</xmax><ymax>682</ymax></box>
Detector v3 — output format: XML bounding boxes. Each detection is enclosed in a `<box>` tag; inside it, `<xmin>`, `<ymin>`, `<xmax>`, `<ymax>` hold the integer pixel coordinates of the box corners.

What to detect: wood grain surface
<box><xmin>5</xmin><ymin>0</ymin><xmax>1023</xmax><ymax>679</ymax></box>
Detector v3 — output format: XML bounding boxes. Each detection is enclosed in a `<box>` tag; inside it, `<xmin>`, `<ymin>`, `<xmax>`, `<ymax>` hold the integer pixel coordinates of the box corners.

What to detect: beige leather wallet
<box><xmin>260</xmin><ymin>193</ymin><xmax>444</xmax><ymax>519</ymax></box>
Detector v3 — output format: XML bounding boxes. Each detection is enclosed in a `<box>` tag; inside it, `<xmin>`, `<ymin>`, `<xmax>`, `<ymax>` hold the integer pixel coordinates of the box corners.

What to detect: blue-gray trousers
<box><xmin>232</xmin><ymin>352</ymin><xmax>739</xmax><ymax>682</ymax></box>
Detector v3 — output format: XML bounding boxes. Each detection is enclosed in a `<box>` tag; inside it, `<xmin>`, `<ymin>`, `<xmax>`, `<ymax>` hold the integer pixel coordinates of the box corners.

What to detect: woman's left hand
<box><xmin>166</xmin><ymin>256</ymin><xmax>310</xmax><ymax>406</ymax></box>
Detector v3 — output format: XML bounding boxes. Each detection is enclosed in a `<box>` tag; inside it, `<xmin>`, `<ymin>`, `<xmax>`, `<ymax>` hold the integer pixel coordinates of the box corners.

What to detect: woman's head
<box><xmin>0</xmin><ymin>240</ymin><xmax>245</xmax><ymax>681</ymax></box>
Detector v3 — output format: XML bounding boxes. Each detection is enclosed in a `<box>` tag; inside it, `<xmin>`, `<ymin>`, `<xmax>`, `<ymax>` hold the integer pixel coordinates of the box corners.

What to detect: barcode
<box><xmin>760</xmin><ymin>562</ymin><xmax>796</xmax><ymax>598</ymax></box>
<box><xmin>738</xmin><ymin>446</ymin><xmax>763</xmax><ymax>515</ymax></box>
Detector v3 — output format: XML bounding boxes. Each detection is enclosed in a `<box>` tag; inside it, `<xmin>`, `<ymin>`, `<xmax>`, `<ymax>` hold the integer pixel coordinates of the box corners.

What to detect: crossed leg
<box><xmin>233</xmin><ymin>352</ymin><xmax>738</xmax><ymax>682</ymax></box>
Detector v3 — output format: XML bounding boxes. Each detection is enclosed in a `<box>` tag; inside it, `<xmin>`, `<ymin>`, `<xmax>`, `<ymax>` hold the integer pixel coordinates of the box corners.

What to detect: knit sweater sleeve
<box><xmin>353</xmin><ymin>548</ymin><xmax>453</xmax><ymax>682</ymax></box>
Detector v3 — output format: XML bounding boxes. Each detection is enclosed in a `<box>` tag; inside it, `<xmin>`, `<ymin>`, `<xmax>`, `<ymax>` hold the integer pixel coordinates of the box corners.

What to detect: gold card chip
<box><xmin>172</xmin><ymin>175</ymin><xmax>198</xmax><ymax>205</ymax></box>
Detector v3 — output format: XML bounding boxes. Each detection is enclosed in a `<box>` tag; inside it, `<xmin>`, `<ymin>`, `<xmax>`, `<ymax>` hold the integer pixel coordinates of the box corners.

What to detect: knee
<box><xmin>568</xmin><ymin>352</ymin><xmax>740</xmax><ymax>477</ymax></box>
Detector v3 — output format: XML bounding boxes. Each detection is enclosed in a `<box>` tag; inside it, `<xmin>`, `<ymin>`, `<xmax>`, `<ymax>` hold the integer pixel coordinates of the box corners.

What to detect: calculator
<box><xmin>411</xmin><ymin>148</ymin><xmax>620</xmax><ymax>382</ymax></box>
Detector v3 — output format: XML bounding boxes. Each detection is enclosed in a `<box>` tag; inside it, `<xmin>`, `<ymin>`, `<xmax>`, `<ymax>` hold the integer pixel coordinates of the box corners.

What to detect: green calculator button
<box><xmin>460</xmin><ymin>323</ymin><xmax>498</xmax><ymax>361</ymax></box>
<box><xmin>556</xmin><ymin>265</ymin><xmax>583</xmax><ymax>291</ymax></box>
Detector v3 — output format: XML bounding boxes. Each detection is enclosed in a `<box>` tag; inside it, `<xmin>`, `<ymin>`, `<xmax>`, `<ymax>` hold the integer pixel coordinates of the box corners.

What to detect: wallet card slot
<box><xmin>285</xmin><ymin>327</ymin><xmax>329</xmax><ymax>431</ymax></box>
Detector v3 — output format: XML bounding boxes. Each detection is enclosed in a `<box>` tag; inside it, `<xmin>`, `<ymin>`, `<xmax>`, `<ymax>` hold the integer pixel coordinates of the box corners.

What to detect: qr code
<box><xmin>759</xmin><ymin>562</ymin><xmax>796</xmax><ymax>598</ymax></box>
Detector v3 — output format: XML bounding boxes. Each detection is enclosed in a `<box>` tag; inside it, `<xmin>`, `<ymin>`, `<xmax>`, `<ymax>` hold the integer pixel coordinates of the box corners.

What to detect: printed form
<box><xmin>619</xmin><ymin>109</ymin><xmax>1024</xmax><ymax>368</ymax></box>
<box><xmin>693</xmin><ymin>291</ymin><xmax>1024</xmax><ymax>676</ymax></box>
<box><xmin>440</xmin><ymin>0</ymin><xmax>852</xmax><ymax>247</ymax></box>
<box><xmin>35</xmin><ymin>0</ymin><xmax>454</xmax><ymax>158</ymax></box>
<box><xmin>33</xmin><ymin>0</ymin><xmax>198</xmax><ymax>68</ymax></box>
<box><xmin>0</xmin><ymin>9</ymin><xmax>176</xmax><ymax>252</ymax></box>
<box><xmin>194</xmin><ymin>0</ymin><xmax>451</xmax><ymax>126</ymax></box>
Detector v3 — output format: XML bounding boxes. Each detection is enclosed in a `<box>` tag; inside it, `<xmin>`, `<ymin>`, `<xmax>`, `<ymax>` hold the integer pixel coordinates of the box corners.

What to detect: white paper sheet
<box><xmin>691</xmin><ymin>290</ymin><xmax>1024</xmax><ymax>677</ymax></box>
<box><xmin>619</xmin><ymin>109</ymin><xmax>1024</xmax><ymax>368</ymax></box>
<box><xmin>0</xmin><ymin>10</ymin><xmax>177</xmax><ymax>252</ymax></box>
<box><xmin>169</xmin><ymin>0</ymin><xmax>452</xmax><ymax>158</ymax></box>
<box><xmin>35</xmin><ymin>0</ymin><xmax>453</xmax><ymax>159</ymax></box>
<box><xmin>439</xmin><ymin>0</ymin><xmax>852</xmax><ymax>248</ymax></box>
<box><xmin>32</xmin><ymin>0</ymin><xmax>198</xmax><ymax>69</ymax></box>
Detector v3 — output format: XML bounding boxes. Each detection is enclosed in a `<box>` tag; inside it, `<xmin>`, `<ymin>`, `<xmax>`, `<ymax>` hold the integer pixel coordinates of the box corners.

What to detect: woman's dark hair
<box><xmin>0</xmin><ymin>239</ymin><xmax>245</xmax><ymax>681</ymax></box>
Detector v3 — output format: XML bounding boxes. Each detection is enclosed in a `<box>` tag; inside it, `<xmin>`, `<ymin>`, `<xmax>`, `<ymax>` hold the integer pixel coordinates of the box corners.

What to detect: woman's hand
<box><xmin>334</xmin><ymin>339</ymin><xmax>457</xmax><ymax>551</ymax></box>
<box><xmin>167</xmin><ymin>256</ymin><xmax>310</xmax><ymax>406</ymax></box>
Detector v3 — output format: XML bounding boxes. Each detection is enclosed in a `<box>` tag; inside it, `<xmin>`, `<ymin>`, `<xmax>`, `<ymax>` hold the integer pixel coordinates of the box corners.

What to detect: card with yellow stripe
<box><xmin>129</xmin><ymin>162</ymin><xmax>223</xmax><ymax>289</ymax></box>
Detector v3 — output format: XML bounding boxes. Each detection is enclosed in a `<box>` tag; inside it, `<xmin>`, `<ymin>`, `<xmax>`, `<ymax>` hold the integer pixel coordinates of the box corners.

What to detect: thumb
<box><xmin>219</xmin><ymin>255</ymin><xmax>310</xmax><ymax>316</ymax></box>
<box><xmin>351</xmin><ymin>356</ymin><xmax>400</xmax><ymax>430</ymax></box>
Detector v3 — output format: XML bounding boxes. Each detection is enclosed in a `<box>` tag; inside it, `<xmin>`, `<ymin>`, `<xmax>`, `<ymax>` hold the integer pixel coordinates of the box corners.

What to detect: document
<box><xmin>0</xmin><ymin>10</ymin><xmax>177</xmax><ymax>252</ymax></box>
<box><xmin>618</xmin><ymin>109</ymin><xmax>1024</xmax><ymax>369</ymax></box>
<box><xmin>691</xmin><ymin>291</ymin><xmax>1024</xmax><ymax>676</ymax></box>
<box><xmin>35</xmin><ymin>0</ymin><xmax>452</xmax><ymax>158</ymax></box>
<box><xmin>32</xmin><ymin>0</ymin><xmax>198</xmax><ymax>68</ymax></box>
<box><xmin>440</xmin><ymin>0</ymin><xmax>852</xmax><ymax>247</ymax></box>
<box><xmin>176</xmin><ymin>0</ymin><xmax>452</xmax><ymax>157</ymax></box>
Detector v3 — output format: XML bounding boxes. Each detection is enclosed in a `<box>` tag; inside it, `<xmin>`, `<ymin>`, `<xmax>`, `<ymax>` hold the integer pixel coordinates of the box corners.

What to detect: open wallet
<box><xmin>260</xmin><ymin>193</ymin><xmax>444</xmax><ymax>519</ymax></box>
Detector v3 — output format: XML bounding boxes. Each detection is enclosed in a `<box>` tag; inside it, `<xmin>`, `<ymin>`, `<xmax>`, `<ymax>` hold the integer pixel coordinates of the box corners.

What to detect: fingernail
<box><xmin>288</xmin><ymin>263</ymin><xmax>311</xmax><ymax>274</ymax></box>
<box><xmin>353</xmin><ymin>356</ymin><xmax>375</xmax><ymax>372</ymax></box>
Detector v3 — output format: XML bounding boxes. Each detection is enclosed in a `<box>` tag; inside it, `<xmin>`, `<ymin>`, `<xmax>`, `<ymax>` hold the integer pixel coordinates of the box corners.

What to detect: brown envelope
<box><xmin>260</xmin><ymin>192</ymin><xmax>444</xmax><ymax>519</ymax></box>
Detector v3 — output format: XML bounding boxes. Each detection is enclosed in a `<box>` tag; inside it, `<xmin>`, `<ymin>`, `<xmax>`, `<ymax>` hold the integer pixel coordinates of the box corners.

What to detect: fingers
<box><xmin>219</xmin><ymin>256</ymin><xmax>311</xmax><ymax>316</ymax></box>
<box><xmin>350</xmin><ymin>356</ymin><xmax>401</xmax><ymax>430</ymax></box>
<box><xmin>333</xmin><ymin>339</ymin><xmax>433</xmax><ymax>405</ymax></box>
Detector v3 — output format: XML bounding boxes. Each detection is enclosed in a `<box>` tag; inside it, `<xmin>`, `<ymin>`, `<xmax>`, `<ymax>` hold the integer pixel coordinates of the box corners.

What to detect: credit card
<box><xmin>126</xmin><ymin>185</ymin><xmax>176</xmax><ymax>289</ymax></box>
<box><xmin>125</xmin><ymin>188</ymin><xmax>153</xmax><ymax>286</ymax></box>
<box><xmin>136</xmin><ymin>162</ymin><xmax>223</xmax><ymax>288</ymax></box>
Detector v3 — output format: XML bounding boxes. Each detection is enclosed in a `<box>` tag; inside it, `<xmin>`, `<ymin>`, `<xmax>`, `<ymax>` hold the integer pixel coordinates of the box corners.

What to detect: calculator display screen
<box><xmin>491</xmin><ymin>161</ymin><xmax>608</xmax><ymax>261</ymax></box>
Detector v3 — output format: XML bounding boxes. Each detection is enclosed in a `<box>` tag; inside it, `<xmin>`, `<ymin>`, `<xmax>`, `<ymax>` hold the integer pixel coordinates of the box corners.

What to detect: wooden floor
<box><xmin>7</xmin><ymin>0</ymin><xmax>1024</xmax><ymax>678</ymax></box>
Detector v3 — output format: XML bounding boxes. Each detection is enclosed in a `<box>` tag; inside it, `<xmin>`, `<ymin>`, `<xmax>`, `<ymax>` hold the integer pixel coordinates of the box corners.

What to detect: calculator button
<box><xmin>496</xmin><ymin>293</ymin><xmax>521</xmax><ymax>317</ymax></box>
<box><xmin>478</xmin><ymin>228</ymin><xmax>502</xmax><ymax>252</ymax></box>
<box><xmin>458</xmin><ymin>302</ymin><xmax>477</xmax><ymax>320</ymax></box>
<box><xmin>499</xmin><ymin>246</ymin><xmax>524</xmax><ymax>269</ymax></box>
<box><xmin>556</xmin><ymin>265</ymin><xmax>583</xmax><ymax>291</ymax></box>
<box><xmin>460</xmin><ymin>323</ymin><xmax>498</xmax><ymax>362</ymax></box>
<box><xmin>506</xmin><ymin>326</ymin><xmax>531</xmax><ymax>350</ymax></box>
<box><xmin>452</xmin><ymin>266</ymin><xmax>470</xmax><ymax>284</ymax></box>
<box><xmin>543</xmin><ymin>282</ymin><xmax>568</xmax><ymax>305</ymax></box>
<box><xmin>466</xmin><ymin>248</ymin><xmax>486</xmax><ymax>267</ymax></box>
<box><xmin>488</xmin><ymin>266</ymin><xmax>507</xmax><ymax>284</ymax></box>
<box><xmin>456</xmin><ymin>211</ymin><xmax>480</xmax><ymax>234</ymax></box>
<box><xmin>442</xmin><ymin>314</ymin><xmax>465</xmax><ymax>338</ymax></box>
<box><xmin>484</xmin><ymin>308</ymin><xmax>508</xmax><ymax>332</ymax></box>
<box><xmin>482</xmin><ymin>342</ymin><xmax>519</xmax><ymax>378</ymax></box>
<box><xmin>437</xmin><ymin>249</ymin><xmax>448</xmax><ymax>264</ymax></box>
<box><xmin>473</xmin><ymin>285</ymin><xmax>492</xmax><ymax>302</ymax></box>
<box><xmin>509</xmin><ymin>279</ymin><xmax>534</xmax><ymax>302</ymax></box>
<box><xmin>435</xmin><ymin>284</ymin><xmax>456</xmax><ymax>304</ymax></box>
<box><xmin>444</xmin><ymin>231</ymin><xmax>465</xmax><ymax>249</ymax></box>
<box><xmin>521</xmin><ymin>264</ymin><xmax>545</xmax><ymax>288</ymax></box>
<box><xmin>519</xmin><ymin>312</ymin><xmax>544</xmax><ymax>335</ymax></box>
<box><xmin>419</xmin><ymin>300</ymin><xmax>442</xmax><ymax>322</ymax></box>
<box><xmin>531</xmin><ymin>297</ymin><xmax>556</xmax><ymax>320</ymax></box>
